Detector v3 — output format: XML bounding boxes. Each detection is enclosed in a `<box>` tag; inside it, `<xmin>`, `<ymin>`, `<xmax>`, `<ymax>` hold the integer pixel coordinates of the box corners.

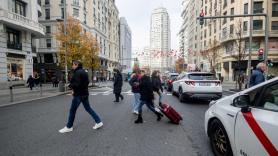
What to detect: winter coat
<box><xmin>129</xmin><ymin>74</ymin><xmax>141</xmax><ymax>93</ymax></box>
<box><xmin>113</xmin><ymin>72</ymin><xmax>123</xmax><ymax>94</ymax></box>
<box><xmin>69</xmin><ymin>67</ymin><xmax>89</xmax><ymax>96</ymax></box>
<box><xmin>249</xmin><ymin>69</ymin><xmax>265</xmax><ymax>87</ymax></box>
<box><xmin>27</xmin><ymin>77</ymin><xmax>34</xmax><ymax>87</ymax></box>
<box><xmin>139</xmin><ymin>75</ymin><xmax>154</xmax><ymax>102</ymax></box>
<box><xmin>34</xmin><ymin>76</ymin><xmax>40</xmax><ymax>85</ymax></box>
<box><xmin>151</xmin><ymin>76</ymin><xmax>163</xmax><ymax>92</ymax></box>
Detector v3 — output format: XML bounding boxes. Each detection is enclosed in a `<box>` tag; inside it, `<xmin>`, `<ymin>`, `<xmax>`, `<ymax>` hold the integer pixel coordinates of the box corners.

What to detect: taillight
<box><xmin>215</xmin><ymin>81</ymin><xmax>221</xmax><ymax>86</ymax></box>
<box><xmin>185</xmin><ymin>81</ymin><xmax>195</xmax><ymax>86</ymax></box>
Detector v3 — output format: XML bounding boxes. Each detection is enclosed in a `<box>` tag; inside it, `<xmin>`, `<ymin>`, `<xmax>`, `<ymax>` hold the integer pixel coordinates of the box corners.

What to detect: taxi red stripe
<box><xmin>243</xmin><ymin>112</ymin><xmax>278</xmax><ymax>156</ymax></box>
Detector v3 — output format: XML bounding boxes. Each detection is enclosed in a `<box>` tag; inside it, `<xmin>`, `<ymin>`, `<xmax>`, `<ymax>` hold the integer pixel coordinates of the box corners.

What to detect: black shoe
<box><xmin>156</xmin><ymin>112</ymin><xmax>163</xmax><ymax>121</ymax></box>
<box><xmin>120</xmin><ymin>96</ymin><xmax>124</xmax><ymax>101</ymax></box>
<box><xmin>134</xmin><ymin>115</ymin><xmax>143</xmax><ymax>124</ymax></box>
<box><xmin>113</xmin><ymin>100</ymin><xmax>119</xmax><ymax>102</ymax></box>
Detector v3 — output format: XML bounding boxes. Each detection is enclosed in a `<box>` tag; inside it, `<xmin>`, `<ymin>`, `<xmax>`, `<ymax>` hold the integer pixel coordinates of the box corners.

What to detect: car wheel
<box><xmin>178</xmin><ymin>88</ymin><xmax>185</xmax><ymax>103</ymax></box>
<box><xmin>209</xmin><ymin>119</ymin><xmax>233</xmax><ymax>156</ymax></box>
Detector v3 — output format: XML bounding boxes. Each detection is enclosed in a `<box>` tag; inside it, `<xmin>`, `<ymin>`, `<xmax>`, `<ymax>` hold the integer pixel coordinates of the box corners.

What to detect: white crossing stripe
<box><xmin>166</xmin><ymin>93</ymin><xmax>172</xmax><ymax>96</ymax></box>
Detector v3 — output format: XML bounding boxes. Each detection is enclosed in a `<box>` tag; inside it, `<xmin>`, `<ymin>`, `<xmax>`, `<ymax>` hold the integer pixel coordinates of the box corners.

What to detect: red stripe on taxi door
<box><xmin>243</xmin><ymin>112</ymin><xmax>278</xmax><ymax>156</ymax></box>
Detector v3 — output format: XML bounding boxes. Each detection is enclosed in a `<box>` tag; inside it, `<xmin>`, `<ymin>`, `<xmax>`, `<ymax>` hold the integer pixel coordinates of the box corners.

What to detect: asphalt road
<box><xmin>0</xmin><ymin>82</ymin><xmax>233</xmax><ymax>156</ymax></box>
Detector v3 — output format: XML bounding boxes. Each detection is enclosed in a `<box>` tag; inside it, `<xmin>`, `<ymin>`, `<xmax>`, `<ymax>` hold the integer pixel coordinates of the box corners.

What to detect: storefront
<box><xmin>7</xmin><ymin>57</ymin><xmax>24</xmax><ymax>81</ymax></box>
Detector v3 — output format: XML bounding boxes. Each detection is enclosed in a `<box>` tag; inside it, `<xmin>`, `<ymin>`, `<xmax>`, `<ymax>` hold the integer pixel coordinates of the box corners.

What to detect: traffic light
<box><xmin>258</xmin><ymin>48</ymin><xmax>264</xmax><ymax>61</ymax></box>
<box><xmin>199</xmin><ymin>10</ymin><xmax>204</xmax><ymax>25</ymax></box>
<box><xmin>267</xmin><ymin>60</ymin><xmax>273</xmax><ymax>67</ymax></box>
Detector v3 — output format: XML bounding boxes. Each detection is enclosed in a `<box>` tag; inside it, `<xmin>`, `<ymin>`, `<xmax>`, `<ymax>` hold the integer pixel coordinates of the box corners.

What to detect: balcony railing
<box><xmin>7</xmin><ymin>42</ymin><xmax>22</xmax><ymax>50</ymax></box>
<box><xmin>0</xmin><ymin>8</ymin><xmax>44</xmax><ymax>36</ymax></box>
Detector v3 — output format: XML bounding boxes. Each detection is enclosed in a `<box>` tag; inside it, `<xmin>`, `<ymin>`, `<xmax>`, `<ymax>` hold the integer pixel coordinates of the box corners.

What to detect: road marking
<box><xmin>127</xmin><ymin>93</ymin><xmax>134</xmax><ymax>96</ymax></box>
<box><xmin>90</xmin><ymin>93</ymin><xmax>98</xmax><ymax>96</ymax></box>
<box><xmin>166</xmin><ymin>93</ymin><xmax>172</xmax><ymax>96</ymax></box>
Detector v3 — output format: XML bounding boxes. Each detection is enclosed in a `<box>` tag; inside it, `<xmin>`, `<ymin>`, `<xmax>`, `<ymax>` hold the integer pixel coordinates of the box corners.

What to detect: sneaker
<box><xmin>133</xmin><ymin>111</ymin><xmax>139</xmax><ymax>115</ymax></box>
<box><xmin>93</xmin><ymin>122</ymin><xmax>103</xmax><ymax>130</ymax></box>
<box><xmin>59</xmin><ymin>126</ymin><xmax>73</xmax><ymax>133</ymax></box>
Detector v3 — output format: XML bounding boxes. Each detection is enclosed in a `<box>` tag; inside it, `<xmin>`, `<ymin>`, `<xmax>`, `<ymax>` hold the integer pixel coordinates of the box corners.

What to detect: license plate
<box><xmin>199</xmin><ymin>83</ymin><xmax>211</xmax><ymax>86</ymax></box>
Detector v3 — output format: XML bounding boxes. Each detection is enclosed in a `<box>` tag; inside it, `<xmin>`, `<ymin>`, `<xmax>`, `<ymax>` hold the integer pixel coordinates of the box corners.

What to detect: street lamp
<box><xmin>56</xmin><ymin>0</ymin><xmax>68</xmax><ymax>91</ymax></box>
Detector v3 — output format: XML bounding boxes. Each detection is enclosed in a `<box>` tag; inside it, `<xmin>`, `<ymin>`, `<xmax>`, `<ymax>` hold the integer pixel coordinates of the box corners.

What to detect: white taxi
<box><xmin>205</xmin><ymin>77</ymin><xmax>278</xmax><ymax>156</ymax></box>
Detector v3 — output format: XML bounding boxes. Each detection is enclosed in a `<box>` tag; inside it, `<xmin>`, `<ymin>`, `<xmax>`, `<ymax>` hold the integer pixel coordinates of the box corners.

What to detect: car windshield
<box><xmin>188</xmin><ymin>73</ymin><xmax>217</xmax><ymax>80</ymax></box>
<box><xmin>170</xmin><ymin>75</ymin><xmax>178</xmax><ymax>79</ymax></box>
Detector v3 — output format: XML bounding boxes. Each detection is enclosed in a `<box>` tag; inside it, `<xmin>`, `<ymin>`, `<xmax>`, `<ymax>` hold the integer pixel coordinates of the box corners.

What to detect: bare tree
<box><xmin>201</xmin><ymin>39</ymin><xmax>221</xmax><ymax>74</ymax></box>
<box><xmin>230</xmin><ymin>19</ymin><xmax>247</xmax><ymax>90</ymax></box>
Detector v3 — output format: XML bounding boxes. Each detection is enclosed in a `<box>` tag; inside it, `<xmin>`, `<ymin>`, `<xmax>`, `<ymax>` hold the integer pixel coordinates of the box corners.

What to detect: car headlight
<box><xmin>209</xmin><ymin>100</ymin><xmax>217</xmax><ymax>107</ymax></box>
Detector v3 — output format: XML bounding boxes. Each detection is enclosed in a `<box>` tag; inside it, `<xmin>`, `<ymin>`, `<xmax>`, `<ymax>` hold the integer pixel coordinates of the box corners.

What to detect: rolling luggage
<box><xmin>159</xmin><ymin>103</ymin><xmax>183</xmax><ymax>124</ymax></box>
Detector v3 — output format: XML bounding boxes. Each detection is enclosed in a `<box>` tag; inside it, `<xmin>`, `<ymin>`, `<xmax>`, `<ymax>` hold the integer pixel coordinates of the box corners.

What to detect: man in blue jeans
<box><xmin>59</xmin><ymin>60</ymin><xmax>103</xmax><ymax>133</ymax></box>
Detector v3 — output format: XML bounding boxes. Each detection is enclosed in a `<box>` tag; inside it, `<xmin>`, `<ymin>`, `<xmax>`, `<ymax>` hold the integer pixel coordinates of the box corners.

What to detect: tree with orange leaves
<box><xmin>175</xmin><ymin>58</ymin><xmax>185</xmax><ymax>73</ymax></box>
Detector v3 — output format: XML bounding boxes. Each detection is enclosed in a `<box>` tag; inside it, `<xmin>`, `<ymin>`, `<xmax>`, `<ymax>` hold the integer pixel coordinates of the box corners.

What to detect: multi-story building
<box><xmin>37</xmin><ymin>0</ymin><xmax>120</xmax><ymax>82</ymax></box>
<box><xmin>150</xmin><ymin>7</ymin><xmax>171</xmax><ymax>72</ymax></box>
<box><xmin>0</xmin><ymin>0</ymin><xmax>44</xmax><ymax>83</ymax></box>
<box><xmin>183</xmin><ymin>0</ymin><xmax>202</xmax><ymax>68</ymax></box>
<box><xmin>199</xmin><ymin>0</ymin><xmax>278</xmax><ymax>82</ymax></box>
<box><xmin>119</xmin><ymin>17</ymin><xmax>132</xmax><ymax>73</ymax></box>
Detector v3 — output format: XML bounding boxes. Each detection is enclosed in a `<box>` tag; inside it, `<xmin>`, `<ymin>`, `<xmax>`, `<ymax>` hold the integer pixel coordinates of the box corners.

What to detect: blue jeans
<box><xmin>133</xmin><ymin>93</ymin><xmax>140</xmax><ymax>112</ymax></box>
<box><xmin>138</xmin><ymin>100</ymin><xmax>157</xmax><ymax>114</ymax></box>
<box><xmin>66</xmin><ymin>96</ymin><xmax>101</xmax><ymax>128</ymax></box>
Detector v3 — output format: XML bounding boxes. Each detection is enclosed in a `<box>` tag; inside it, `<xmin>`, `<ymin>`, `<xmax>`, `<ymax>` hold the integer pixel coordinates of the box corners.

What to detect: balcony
<box><xmin>0</xmin><ymin>8</ymin><xmax>45</xmax><ymax>37</ymax></box>
<box><xmin>7</xmin><ymin>42</ymin><xmax>22</xmax><ymax>50</ymax></box>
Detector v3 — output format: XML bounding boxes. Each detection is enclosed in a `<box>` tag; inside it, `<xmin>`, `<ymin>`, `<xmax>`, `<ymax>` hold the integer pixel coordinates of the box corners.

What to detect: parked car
<box><xmin>172</xmin><ymin>72</ymin><xmax>222</xmax><ymax>102</ymax></box>
<box><xmin>165</xmin><ymin>73</ymin><xmax>179</xmax><ymax>91</ymax></box>
<box><xmin>205</xmin><ymin>77</ymin><xmax>278</xmax><ymax>156</ymax></box>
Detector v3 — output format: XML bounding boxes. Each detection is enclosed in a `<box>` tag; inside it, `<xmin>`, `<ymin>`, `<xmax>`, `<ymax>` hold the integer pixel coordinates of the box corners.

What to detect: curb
<box><xmin>223</xmin><ymin>90</ymin><xmax>237</xmax><ymax>94</ymax></box>
<box><xmin>0</xmin><ymin>91</ymin><xmax>71</xmax><ymax>108</ymax></box>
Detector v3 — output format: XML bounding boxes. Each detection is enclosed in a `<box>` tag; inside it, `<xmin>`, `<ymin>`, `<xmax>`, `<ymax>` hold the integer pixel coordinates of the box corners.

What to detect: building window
<box><xmin>45</xmin><ymin>0</ymin><xmax>50</xmax><ymax>5</ymax></box>
<box><xmin>231</xmin><ymin>8</ymin><xmax>234</xmax><ymax>21</ymax></box>
<box><xmin>45</xmin><ymin>9</ymin><xmax>50</xmax><ymax>20</ymax></box>
<box><xmin>254</xmin><ymin>2</ymin><xmax>263</xmax><ymax>14</ymax></box>
<box><xmin>6</xmin><ymin>28</ymin><xmax>21</xmax><ymax>50</ymax></box>
<box><xmin>73</xmin><ymin>0</ymin><xmax>79</xmax><ymax>6</ymax></box>
<box><xmin>12</xmin><ymin>0</ymin><xmax>26</xmax><ymax>16</ymax></box>
<box><xmin>204</xmin><ymin>30</ymin><xmax>207</xmax><ymax>38</ymax></box>
<box><xmin>245</xmin><ymin>41</ymin><xmax>260</xmax><ymax>50</ymax></box>
<box><xmin>73</xmin><ymin>8</ymin><xmax>79</xmax><ymax>17</ymax></box>
<box><xmin>46</xmin><ymin>39</ymin><xmax>51</xmax><ymax>48</ymax></box>
<box><xmin>253</xmin><ymin>20</ymin><xmax>263</xmax><ymax>30</ymax></box>
<box><xmin>231</xmin><ymin>0</ymin><xmax>234</xmax><ymax>3</ymax></box>
<box><xmin>244</xmin><ymin>3</ymin><xmax>248</xmax><ymax>14</ymax></box>
<box><xmin>223</xmin><ymin>0</ymin><xmax>227</xmax><ymax>8</ymax></box>
<box><xmin>44</xmin><ymin>54</ymin><xmax>54</xmax><ymax>63</ymax></box>
<box><xmin>223</xmin><ymin>12</ymin><xmax>227</xmax><ymax>24</ymax></box>
<box><xmin>273</xmin><ymin>3</ymin><xmax>278</xmax><ymax>17</ymax></box>
<box><xmin>272</xmin><ymin>21</ymin><xmax>278</xmax><ymax>30</ymax></box>
<box><xmin>61</xmin><ymin>8</ymin><xmax>64</xmax><ymax>19</ymax></box>
<box><xmin>244</xmin><ymin>21</ymin><xmax>248</xmax><ymax>31</ymax></box>
<box><xmin>46</xmin><ymin>26</ymin><xmax>51</xmax><ymax>34</ymax></box>
<box><xmin>84</xmin><ymin>13</ymin><xmax>87</xmax><ymax>24</ymax></box>
<box><xmin>230</xmin><ymin>24</ymin><xmax>234</xmax><ymax>34</ymax></box>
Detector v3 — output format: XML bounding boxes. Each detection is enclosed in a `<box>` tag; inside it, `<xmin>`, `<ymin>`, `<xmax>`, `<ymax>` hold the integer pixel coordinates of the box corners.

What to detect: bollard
<box><xmin>10</xmin><ymin>86</ymin><xmax>13</xmax><ymax>102</ymax></box>
<box><xmin>40</xmin><ymin>84</ymin><xmax>42</xmax><ymax>97</ymax></box>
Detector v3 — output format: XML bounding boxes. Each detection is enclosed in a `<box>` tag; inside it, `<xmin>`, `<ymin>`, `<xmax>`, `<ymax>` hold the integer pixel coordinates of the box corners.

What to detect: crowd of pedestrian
<box><xmin>26</xmin><ymin>74</ymin><xmax>41</xmax><ymax>90</ymax></box>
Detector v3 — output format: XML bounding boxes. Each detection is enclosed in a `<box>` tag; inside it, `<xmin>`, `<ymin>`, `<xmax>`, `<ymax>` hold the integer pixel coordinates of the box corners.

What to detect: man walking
<box><xmin>59</xmin><ymin>60</ymin><xmax>103</xmax><ymax>133</ymax></box>
<box><xmin>113</xmin><ymin>68</ymin><xmax>124</xmax><ymax>102</ymax></box>
<box><xmin>134</xmin><ymin>70</ymin><xmax>163</xmax><ymax>124</ymax></box>
<box><xmin>129</xmin><ymin>69</ymin><xmax>141</xmax><ymax>114</ymax></box>
<box><xmin>151</xmin><ymin>70</ymin><xmax>163</xmax><ymax>105</ymax></box>
<box><xmin>249</xmin><ymin>62</ymin><xmax>267</xmax><ymax>87</ymax></box>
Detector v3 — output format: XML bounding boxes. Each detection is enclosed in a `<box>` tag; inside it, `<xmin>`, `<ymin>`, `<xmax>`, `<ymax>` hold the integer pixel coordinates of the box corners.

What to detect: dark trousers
<box><xmin>66</xmin><ymin>96</ymin><xmax>101</xmax><ymax>128</ymax></box>
<box><xmin>115</xmin><ymin>93</ymin><xmax>123</xmax><ymax>102</ymax></box>
<box><xmin>138</xmin><ymin>100</ymin><xmax>157</xmax><ymax>115</ymax></box>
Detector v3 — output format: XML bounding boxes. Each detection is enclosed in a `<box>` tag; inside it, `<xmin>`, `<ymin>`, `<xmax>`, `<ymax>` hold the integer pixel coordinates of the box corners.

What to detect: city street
<box><xmin>0</xmin><ymin>82</ymin><xmax>233</xmax><ymax>156</ymax></box>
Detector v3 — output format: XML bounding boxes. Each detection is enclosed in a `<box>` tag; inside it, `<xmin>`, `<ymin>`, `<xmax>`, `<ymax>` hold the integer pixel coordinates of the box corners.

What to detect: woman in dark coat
<box><xmin>27</xmin><ymin>75</ymin><xmax>34</xmax><ymax>90</ymax></box>
<box><xmin>113</xmin><ymin>69</ymin><xmax>124</xmax><ymax>102</ymax></box>
<box><xmin>151</xmin><ymin>70</ymin><xmax>163</xmax><ymax>105</ymax></box>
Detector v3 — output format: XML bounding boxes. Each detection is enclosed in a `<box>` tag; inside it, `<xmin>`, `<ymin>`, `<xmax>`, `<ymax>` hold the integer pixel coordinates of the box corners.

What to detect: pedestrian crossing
<box><xmin>66</xmin><ymin>90</ymin><xmax>174</xmax><ymax>96</ymax></box>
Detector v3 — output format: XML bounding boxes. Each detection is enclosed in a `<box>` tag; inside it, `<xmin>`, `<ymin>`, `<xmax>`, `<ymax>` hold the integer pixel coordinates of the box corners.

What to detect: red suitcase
<box><xmin>160</xmin><ymin>103</ymin><xmax>183</xmax><ymax>124</ymax></box>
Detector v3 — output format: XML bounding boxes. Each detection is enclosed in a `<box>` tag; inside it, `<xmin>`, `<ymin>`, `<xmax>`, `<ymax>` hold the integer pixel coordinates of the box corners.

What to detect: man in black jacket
<box><xmin>59</xmin><ymin>60</ymin><xmax>103</xmax><ymax>133</ymax></box>
<box><xmin>134</xmin><ymin>70</ymin><xmax>163</xmax><ymax>124</ymax></box>
<box><xmin>129</xmin><ymin>69</ymin><xmax>141</xmax><ymax>114</ymax></box>
<box><xmin>151</xmin><ymin>70</ymin><xmax>163</xmax><ymax>105</ymax></box>
<box><xmin>113</xmin><ymin>68</ymin><xmax>124</xmax><ymax>102</ymax></box>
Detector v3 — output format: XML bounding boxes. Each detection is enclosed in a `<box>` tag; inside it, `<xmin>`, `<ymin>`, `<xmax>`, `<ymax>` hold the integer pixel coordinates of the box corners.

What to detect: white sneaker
<box><xmin>133</xmin><ymin>111</ymin><xmax>139</xmax><ymax>115</ymax></box>
<box><xmin>59</xmin><ymin>126</ymin><xmax>73</xmax><ymax>133</ymax></box>
<box><xmin>93</xmin><ymin>122</ymin><xmax>103</xmax><ymax>130</ymax></box>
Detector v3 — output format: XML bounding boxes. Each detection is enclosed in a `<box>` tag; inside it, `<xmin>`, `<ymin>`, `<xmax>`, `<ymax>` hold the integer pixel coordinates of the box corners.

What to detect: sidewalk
<box><xmin>222</xmin><ymin>81</ymin><xmax>246</xmax><ymax>93</ymax></box>
<box><xmin>0</xmin><ymin>84</ymin><xmax>68</xmax><ymax>107</ymax></box>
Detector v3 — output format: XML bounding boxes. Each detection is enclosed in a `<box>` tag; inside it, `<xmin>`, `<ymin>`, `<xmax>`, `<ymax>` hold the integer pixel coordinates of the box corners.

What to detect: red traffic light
<box><xmin>258</xmin><ymin>48</ymin><xmax>264</xmax><ymax>55</ymax></box>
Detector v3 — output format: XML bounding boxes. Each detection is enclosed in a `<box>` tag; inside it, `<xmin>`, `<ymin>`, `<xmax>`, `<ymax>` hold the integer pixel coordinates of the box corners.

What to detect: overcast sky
<box><xmin>115</xmin><ymin>0</ymin><xmax>183</xmax><ymax>52</ymax></box>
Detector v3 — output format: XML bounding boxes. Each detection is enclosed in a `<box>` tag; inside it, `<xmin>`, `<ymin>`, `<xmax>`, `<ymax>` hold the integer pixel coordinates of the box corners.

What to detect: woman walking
<box><xmin>113</xmin><ymin>68</ymin><xmax>124</xmax><ymax>102</ymax></box>
<box><xmin>27</xmin><ymin>75</ymin><xmax>34</xmax><ymax>90</ymax></box>
<box><xmin>134</xmin><ymin>70</ymin><xmax>163</xmax><ymax>124</ymax></box>
<box><xmin>129</xmin><ymin>69</ymin><xmax>141</xmax><ymax>114</ymax></box>
<box><xmin>151</xmin><ymin>70</ymin><xmax>163</xmax><ymax>105</ymax></box>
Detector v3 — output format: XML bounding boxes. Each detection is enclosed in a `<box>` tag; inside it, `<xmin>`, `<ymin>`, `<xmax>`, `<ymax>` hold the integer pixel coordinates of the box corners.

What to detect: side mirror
<box><xmin>233</xmin><ymin>94</ymin><xmax>251</xmax><ymax>112</ymax></box>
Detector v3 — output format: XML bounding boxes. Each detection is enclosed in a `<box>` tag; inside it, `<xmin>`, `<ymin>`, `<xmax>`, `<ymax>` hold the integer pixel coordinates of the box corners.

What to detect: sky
<box><xmin>115</xmin><ymin>0</ymin><xmax>183</xmax><ymax>52</ymax></box>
